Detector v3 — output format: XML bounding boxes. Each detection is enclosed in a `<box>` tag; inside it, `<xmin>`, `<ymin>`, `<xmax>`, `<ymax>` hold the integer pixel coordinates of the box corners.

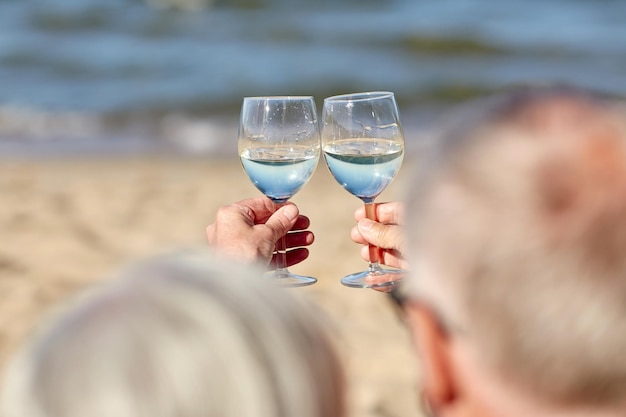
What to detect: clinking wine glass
<box><xmin>238</xmin><ymin>96</ymin><xmax>320</xmax><ymax>287</ymax></box>
<box><xmin>321</xmin><ymin>91</ymin><xmax>405</xmax><ymax>289</ymax></box>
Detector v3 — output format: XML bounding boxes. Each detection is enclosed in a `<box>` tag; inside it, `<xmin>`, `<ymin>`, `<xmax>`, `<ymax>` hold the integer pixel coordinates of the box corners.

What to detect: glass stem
<box><xmin>364</xmin><ymin>202</ymin><xmax>382</xmax><ymax>270</ymax></box>
<box><xmin>272</xmin><ymin>201</ymin><xmax>289</xmax><ymax>276</ymax></box>
<box><xmin>275</xmin><ymin>234</ymin><xmax>288</xmax><ymax>274</ymax></box>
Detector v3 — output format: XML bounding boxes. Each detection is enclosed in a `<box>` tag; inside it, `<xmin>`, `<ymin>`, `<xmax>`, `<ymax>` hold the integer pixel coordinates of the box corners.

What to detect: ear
<box><xmin>405</xmin><ymin>302</ymin><xmax>457</xmax><ymax>412</ymax></box>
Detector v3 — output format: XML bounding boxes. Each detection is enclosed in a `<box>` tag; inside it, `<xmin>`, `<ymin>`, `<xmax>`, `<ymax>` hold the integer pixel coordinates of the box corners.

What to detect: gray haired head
<box><xmin>1</xmin><ymin>249</ymin><xmax>345</xmax><ymax>417</ymax></box>
<box><xmin>405</xmin><ymin>85</ymin><xmax>626</xmax><ymax>408</ymax></box>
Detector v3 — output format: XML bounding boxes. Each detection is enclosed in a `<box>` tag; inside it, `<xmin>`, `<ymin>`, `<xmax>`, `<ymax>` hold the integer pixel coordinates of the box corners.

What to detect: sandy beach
<box><xmin>0</xmin><ymin>154</ymin><xmax>423</xmax><ymax>417</ymax></box>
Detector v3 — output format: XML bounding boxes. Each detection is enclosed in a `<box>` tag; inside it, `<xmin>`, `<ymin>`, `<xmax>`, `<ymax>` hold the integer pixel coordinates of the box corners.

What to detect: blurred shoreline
<box><xmin>0</xmin><ymin>109</ymin><xmax>240</xmax><ymax>158</ymax></box>
<box><xmin>0</xmin><ymin>105</ymin><xmax>436</xmax><ymax>159</ymax></box>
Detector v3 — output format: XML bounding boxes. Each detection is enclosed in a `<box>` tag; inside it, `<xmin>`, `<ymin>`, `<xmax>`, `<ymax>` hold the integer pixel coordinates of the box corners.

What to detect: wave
<box><xmin>0</xmin><ymin>101</ymin><xmax>442</xmax><ymax>158</ymax></box>
<box><xmin>0</xmin><ymin>105</ymin><xmax>239</xmax><ymax>156</ymax></box>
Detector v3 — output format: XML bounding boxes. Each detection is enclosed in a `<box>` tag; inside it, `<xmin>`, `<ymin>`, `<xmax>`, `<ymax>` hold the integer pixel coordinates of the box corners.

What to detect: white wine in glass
<box><xmin>238</xmin><ymin>96</ymin><xmax>320</xmax><ymax>287</ymax></box>
<box><xmin>321</xmin><ymin>91</ymin><xmax>405</xmax><ymax>288</ymax></box>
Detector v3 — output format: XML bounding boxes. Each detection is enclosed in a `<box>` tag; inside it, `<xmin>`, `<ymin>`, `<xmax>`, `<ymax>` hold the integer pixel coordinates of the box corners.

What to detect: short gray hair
<box><xmin>407</xmin><ymin>86</ymin><xmax>626</xmax><ymax>407</ymax></box>
<box><xmin>1</xmin><ymin>249</ymin><xmax>345</xmax><ymax>417</ymax></box>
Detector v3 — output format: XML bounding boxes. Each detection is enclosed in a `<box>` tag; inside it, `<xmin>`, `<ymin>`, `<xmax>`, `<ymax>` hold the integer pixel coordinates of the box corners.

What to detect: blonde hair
<box><xmin>1</xmin><ymin>249</ymin><xmax>345</xmax><ymax>417</ymax></box>
<box><xmin>407</xmin><ymin>86</ymin><xmax>626</xmax><ymax>407</ymax></box>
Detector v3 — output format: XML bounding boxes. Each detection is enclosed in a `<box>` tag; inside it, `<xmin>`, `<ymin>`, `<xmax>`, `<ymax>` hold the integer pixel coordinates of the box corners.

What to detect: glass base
<box><xmin>341</xmin><ymin>267</ymin><xmax>405</xmax><ymax>289</ymax></box>
<box><xmin>265</xmin><ymin>270</ymin><xmax>317</xmax><ymax>287</ymax></box>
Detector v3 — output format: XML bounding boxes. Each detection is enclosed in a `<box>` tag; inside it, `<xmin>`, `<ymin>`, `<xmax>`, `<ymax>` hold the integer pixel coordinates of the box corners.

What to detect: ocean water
<box><xmin>2</xmin><ymin>0</ymin><xmax>626</xmax><ymax>156</ymax></box>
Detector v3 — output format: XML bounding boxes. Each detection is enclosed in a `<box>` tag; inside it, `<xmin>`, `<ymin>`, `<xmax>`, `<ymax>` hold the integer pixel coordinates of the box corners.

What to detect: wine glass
<box><xmin>238</xmin><ymin>96</ymin><xmax>320</xmax><ymax>287</ymax></box>
<box><xmin>321</xmin><ymin>91</ymin><xmax>405</xmax><ymax>288</ymax></box>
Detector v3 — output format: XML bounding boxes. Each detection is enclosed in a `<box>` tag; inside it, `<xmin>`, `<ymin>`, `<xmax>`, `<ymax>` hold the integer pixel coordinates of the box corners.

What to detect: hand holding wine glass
<box><xmin>238</xmin><ymin>96</ymin><xmax>320</xmax><ymax>287</ymax></box>
<box><xmin>351</xmin><ymin>201</ymin><xmax>408</xmax><ymax>270</ymax></box>
<box><xmin>206</xmin><ymin>197</ymin><xmax>314</xmax><ymax>268</ymax></box>
<box><xmin>321</xmin><ymin>91</ymin><xmax>405</xmax><ymax>288</ymax></box>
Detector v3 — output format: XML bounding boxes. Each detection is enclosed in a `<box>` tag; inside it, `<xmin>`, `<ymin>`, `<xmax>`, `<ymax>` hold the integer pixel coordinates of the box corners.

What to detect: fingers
<box><xmin>235</xmin><ymin>199</ymin><xmax>310</xmax><ymax>230</ymax></box>
<box><xmin>267</xmin><ymin>230</ymin><xmax>313</xmax><ymax>269</ymax></box>
<box><xmin>291</xmin><ymin>215</ymin><xmax>311</xmax><ymax>231</ymax></box>
<box><xmin>351</xmin><ymin>201</ymin><xmax>408</xmax><ymax>270</ymax></box>
<box><xmin>263</xmin><ymin>204</ymin><xmax>300</xmax><ymax>242</ymax></box>
<box><xmin>207</xmin><ymin>197</ymin><xmax>317</xmax><ymax>270</ymax></box>
<box><xmin>284</xmin><ymin>230</ymin><xmax>314</xmax><ymax>248</ymax></box>
<box><xmin>357</xmin><ymin>219</ymin><xmax>406</xmax><ymax>252</ymax></box>
<box><xmin>205</xmin><ymin>203</ymin><xmax>254</xmax><ymax>247</ymax></box>
<box><xmin>354</xmin><ymin>201</ymin><xmax>405</xmax><ymax>224</ymax></box>
<box><xmin>359</xmin><ymin>245</ymin><xmax>408</xmax><ymax>270</ymax></box>
<box><xmin>232</xmin><ymin>197</ymin><xmax>280</xmax><ymax>223</ymax></box>
<box><xmin>376</xmin><ymin>201</ymin><xmax>405</xmax><ymax>224</ymax></box>
<box><xmin>350</xmin><ymin>224</ymin><xmax>368</xmax><ymax>244</ymax></box>
<box><xmin>268</xmin><ymin>232</ymin><xmax>314</xmax><ymax>269</ymax></box>
<box><xmin>270</xmin><ymin>248</ymin><xmax>310</xmax><ymax>269</ymax></box>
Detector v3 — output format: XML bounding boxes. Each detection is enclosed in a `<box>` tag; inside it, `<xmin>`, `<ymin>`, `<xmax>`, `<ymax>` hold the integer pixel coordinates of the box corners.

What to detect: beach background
<box><xmin>2</xmin><ymin>1</ymin><xmax>626</xmax><ymax>416</ymax></box>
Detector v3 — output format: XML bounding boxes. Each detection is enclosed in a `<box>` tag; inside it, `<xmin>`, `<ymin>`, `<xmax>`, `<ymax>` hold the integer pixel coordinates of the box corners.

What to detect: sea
<box><xmin>2</xmin><ymin>0</ymin><xmax>626</xmax><ymax>157</ymax></box>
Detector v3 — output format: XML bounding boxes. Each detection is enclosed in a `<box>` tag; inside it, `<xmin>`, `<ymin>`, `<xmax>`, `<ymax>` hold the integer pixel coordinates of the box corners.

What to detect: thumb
<box><xmin>357</xmin><ymin>219</ymin><xmax>404</xmax><ymax>251</ymax></box>
<box><xmin>264</xmin><ymin>204</ymin><xmax>299</xmax><ymax>241</ymax></box>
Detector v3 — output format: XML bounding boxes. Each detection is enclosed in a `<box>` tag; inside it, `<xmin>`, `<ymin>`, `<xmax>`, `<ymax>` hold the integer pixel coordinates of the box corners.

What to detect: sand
<box><xmin>0</xmin><ymin>154</ymin><xmax>424</xmax><ymax>417</ymax></box>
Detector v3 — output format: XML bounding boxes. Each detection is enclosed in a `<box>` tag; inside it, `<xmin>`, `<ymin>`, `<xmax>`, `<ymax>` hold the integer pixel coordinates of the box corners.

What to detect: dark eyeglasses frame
<box><xmin>386</xmin><ymin>282</ymin><xmax>462</xmax><ymax>337</ymax></box>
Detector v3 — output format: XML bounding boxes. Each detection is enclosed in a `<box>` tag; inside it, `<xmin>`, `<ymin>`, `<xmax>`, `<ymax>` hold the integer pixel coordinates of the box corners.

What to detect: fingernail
<box><xmin>282</xmin><ymin>204</ymin><xmax>298</xmax><ymax>220</ymax></box>
<box><xmin>358</xmin><ymin>219</ymin><xmax>374</xmax><ymax>232</ymax></box>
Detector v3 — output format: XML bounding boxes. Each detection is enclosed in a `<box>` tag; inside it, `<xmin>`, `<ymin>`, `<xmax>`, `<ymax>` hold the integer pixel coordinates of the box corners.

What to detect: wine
<box><xmin>240</xmin><ymin>146</ymin><xmax>319</xmax><ymax>203</ymax></box>
<box><xmin>322</xmin><ymin>138</ymin><xmax>403</xmax><ymax>202</ymax></box>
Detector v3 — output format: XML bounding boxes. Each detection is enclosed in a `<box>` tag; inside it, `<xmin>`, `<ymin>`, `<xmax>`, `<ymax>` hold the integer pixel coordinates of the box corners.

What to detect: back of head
<box><xmin>407</xmin><ymin>86</ymin><xmax>626</xmax><ymax>409</ymax></box>
<box><xmin>1</xmin><ymin>249</ymin><xmax>345</xmax><ymax>417</ymax></box>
